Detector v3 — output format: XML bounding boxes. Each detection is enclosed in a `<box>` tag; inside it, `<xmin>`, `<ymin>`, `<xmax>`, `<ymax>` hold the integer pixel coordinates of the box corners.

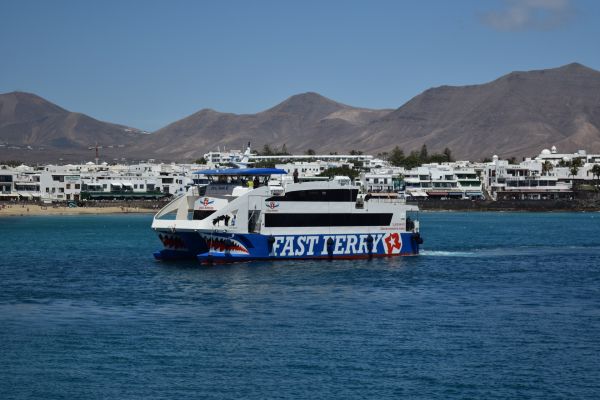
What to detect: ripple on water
<box><xmin>1</xmin><ymin>212</ymin><xmax>600</xmax><ymax>399</ymax></box>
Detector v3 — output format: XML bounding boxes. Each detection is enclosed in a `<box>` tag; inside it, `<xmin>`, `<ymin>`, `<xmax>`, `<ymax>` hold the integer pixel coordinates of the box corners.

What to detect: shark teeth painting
<box><xmin>200</xmin><ymin>234</ymin><xmax>250</xmax><ymax>255</ymax></box>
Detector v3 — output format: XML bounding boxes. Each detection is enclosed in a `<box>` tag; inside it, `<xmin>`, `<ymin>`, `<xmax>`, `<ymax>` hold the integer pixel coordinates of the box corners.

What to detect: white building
<box><xmin>203</xmin><ymin>148</ymin><xmax>246</xmax><ymax>166</ymax></box>
<box><xmin>39</xmin><ymin>165</ymin><xmax>82</xmax><ymax>202</ymax></box>
<box><xmin>0</xmin><ymin>168</ymin><xmax>17</xmax><ymax>199</ymax></box>
<box><xmin>0</xmin><ymin>162</ymin><xmax>199</xmax><ymax>202</ymax></box>
<box><xmin>404</xmin><ymin>163</ymin><xmax>483</xmax><ymax>199</ymax></box>
<box><xmin>481</xmin><ymin>146</ymin><xmax>600</xmax><ymax>200</ymax></box>
<box><xmin>79</xmin><ymin>162</ymin><xmax>194</xmax><ymax>199</ymax></box>
<box><xmin>2</xmin><ymin>146</ymin><xmax>597</xmax><ymax>204</ymax></box>
<box><xmin>275</xmin><ymin>160</ymin><xmax>352</xmax><ymax>179</ymax></box>
<box><xmin>360</xmin><ymin>167</ymin><xmax>405</xmax><ymax>192</ymax></box>
<box><xmin>484</xmin><ymin>155</ymin><xmax>571</xmax><ymax>200</ymax></box>
<box><xmin>536</xmin><ymin>146</ymin><xmax>600</xmax><ymax>165</ymax></box>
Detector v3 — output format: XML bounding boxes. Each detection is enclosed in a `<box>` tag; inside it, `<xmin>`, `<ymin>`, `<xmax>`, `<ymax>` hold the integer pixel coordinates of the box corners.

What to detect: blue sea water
<box><xmin>1</xmin><ymin>212</ymin><xmax>599</xmax><ymax>399</ymax></box>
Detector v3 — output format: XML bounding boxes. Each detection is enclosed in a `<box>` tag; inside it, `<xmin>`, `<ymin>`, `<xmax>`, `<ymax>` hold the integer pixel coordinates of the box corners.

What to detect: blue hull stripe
<box><xmin>154</xmin><ymin>231</ymin><xmax>421</xmax><ymax>262</ymax></box>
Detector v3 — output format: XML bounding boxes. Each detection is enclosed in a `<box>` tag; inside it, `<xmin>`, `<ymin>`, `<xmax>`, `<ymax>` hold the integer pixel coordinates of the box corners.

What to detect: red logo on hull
<box><xmin>384</xmin><ymin>232</ymin><xmax>402</xmax><ymax>254</ymax></box>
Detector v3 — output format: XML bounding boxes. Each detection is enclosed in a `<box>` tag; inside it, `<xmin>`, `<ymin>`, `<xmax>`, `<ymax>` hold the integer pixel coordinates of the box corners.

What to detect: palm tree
<box><xmin>569</xmin><ymin>164</ymin><xmax>580</xmax><ymax>190</ymax></box>
<box><xmin>569</xmin><ymin>165</ymin><xmax>580</xmax><ymax>177</ymax></box>
<box><xmin>591</xmin><ymin>164</ymin><xmax>600</xmax><ymax>186</ymax></box>
<box><xmin>542</xmin><ymin>161</ymin><xmax>553</xmax><ymax>176</ymax></box>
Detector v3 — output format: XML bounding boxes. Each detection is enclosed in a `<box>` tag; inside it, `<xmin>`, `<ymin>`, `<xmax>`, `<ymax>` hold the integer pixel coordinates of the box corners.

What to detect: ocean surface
<box><xmin>1</xmin><ymin>212</ymin><xmax>599</xmax><ymax>399</ymax></box>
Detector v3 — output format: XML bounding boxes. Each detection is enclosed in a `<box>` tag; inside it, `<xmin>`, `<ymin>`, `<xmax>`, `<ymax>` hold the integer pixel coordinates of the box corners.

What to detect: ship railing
<box><xmin>363</xmin><ymin>194</ymin><xmax>406</xmax><ymax>204</ymax></box>
<box><xmin>367</xmin><ymin>197</ymin><xmax>406</xmax><ymax>204</ymax></box>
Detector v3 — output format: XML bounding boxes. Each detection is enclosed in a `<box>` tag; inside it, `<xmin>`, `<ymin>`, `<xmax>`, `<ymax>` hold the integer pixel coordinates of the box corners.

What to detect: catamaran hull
<box><xmin>154</xmin><ymin>230</ymin><xmax>421</xmax><ymax>263</ymax></box>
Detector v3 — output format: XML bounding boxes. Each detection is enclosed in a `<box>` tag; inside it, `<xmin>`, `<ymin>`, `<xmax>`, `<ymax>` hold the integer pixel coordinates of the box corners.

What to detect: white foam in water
<box><xmin>422</xmin><ymin>246</ymin><xmax>600</xmax><ymax>259</ymax></box>
<box><xmin>424</xmin><ymin>247</ymin><xmax>542</xmax><ymax>258</ymax></box>
<box><xmin>420</xmin><ymin>250</ymin><xmax>476</xmax><ymax>257</ymax></box>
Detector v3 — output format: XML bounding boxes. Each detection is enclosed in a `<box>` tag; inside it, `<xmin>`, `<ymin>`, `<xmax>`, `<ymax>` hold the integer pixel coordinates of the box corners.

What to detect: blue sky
<box><xmin>1</xmin><ymin>0</ymin><xmax>599</xmax><ymax>131</ymax></box>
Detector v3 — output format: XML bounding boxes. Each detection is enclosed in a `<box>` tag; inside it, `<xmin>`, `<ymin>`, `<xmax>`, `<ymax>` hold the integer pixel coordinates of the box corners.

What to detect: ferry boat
<box><xmin>151</xmin><ymin>168</ymin><xmax>423</xmax><ymax>263</ymax></box>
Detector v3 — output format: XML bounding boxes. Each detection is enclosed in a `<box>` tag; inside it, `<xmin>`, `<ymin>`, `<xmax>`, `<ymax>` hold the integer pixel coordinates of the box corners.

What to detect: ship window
<box><xmin>264</xmin><ymin>213</ymin><xmax>392</xmax><ymax>227</ymax></box>
<box><xmin>266</xmin><ymin>189</ymin><xmax>358</xmax><ymax>202</ymax></box>
<box><xmin>193</xmin><ymin>210</ymin><xmax>216</xmax><ymax>220</ymax></box>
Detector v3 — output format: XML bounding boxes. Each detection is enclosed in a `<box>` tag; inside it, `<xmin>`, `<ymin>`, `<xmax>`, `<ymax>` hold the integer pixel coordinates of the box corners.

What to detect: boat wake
<box><xmin>422</xmin><ymin>245</ymin><xmax>600</xmax><ymax>258</ymax></box>
<box><xmin>420</xmin><ymin>250</ymin><xmax>477</xmax><ymax>257</ymax></box>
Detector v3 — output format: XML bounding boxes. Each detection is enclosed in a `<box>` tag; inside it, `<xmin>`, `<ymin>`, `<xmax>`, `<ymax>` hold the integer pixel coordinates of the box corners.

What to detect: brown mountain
<box><xmin>3</xmin><ymin>63</ymin><xmax>600</xmax><ymax>163</ymax></box>
<box><xmin>134</xmin><ymin>92</ymin><xmax>391</xmax><ymax>160</ymax></box>
<box><xmin>0</xmin><ymin>92</ymin><xmax>146</xmax><ymax>163</ymax></box>
<box><xmin>143</xmin><ymin>63</ymin><xmax>600</xmax><ymax>161</ymax></box>
<box><xmin>357</xmin><ymin>62</ymin><xmax>600</xmax><ymax>159</ymax></box>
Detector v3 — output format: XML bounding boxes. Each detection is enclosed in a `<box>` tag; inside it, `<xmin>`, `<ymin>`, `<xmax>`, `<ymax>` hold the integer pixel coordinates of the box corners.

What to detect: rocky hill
<box><xmin>2</xmin><ymin>63</ymin><xmax>600</xmax><ymax>163</ymax></box>
<box><xmin>133</xmin><ymin>92</ymin><xmax>391</xmax><ymax>160</ymax></box>
<box><xmin>358</xmin><ymin>62</ymin><xmax>600</xmax><ymax>159</ymax></box>
<box><xmin>143</xmin><ymin>63</ymin><xmax>600</xmax><ymax>161</ymax></box>
<box><xmin>0</xmin><ymin>92</ymin><xmax>146</xmax><ymax>163</ymax></box>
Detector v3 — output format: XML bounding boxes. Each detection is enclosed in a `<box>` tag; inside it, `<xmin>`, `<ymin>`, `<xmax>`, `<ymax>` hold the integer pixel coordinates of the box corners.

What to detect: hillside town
<box><xmin>2</xmin><ymin>145</ymin><xmax>600</xmax><ymax>206</ymax></box>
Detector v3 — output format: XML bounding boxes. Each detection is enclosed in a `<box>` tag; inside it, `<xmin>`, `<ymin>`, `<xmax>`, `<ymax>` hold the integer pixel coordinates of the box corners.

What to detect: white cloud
<box><xmin>482</xmin><ymin>0</ymin><xmax>573</xmax><ymax>31</ymax></box>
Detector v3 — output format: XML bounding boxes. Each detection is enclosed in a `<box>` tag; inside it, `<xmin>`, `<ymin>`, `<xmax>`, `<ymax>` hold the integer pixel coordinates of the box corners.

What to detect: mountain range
<box><xmin>2</xmin><ymin>62</ymin><xmax>600</xmax><ymax>163</ymax></box>
<box><xmin>0</xmin><ymin>92</ymin><xmax>146</xmax><ymax>163</ymax></box>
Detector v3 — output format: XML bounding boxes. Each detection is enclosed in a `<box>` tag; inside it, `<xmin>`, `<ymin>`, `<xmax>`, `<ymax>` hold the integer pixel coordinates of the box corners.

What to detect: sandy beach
<box><xmin>0</xmin><ymin>204</ymin><xmax>155</xmax><ymax>217</ymax></box>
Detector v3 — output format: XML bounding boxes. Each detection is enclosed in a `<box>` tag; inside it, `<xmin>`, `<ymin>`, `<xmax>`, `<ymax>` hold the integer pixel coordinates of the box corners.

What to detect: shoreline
<box><xmin>0</xmin><ymin>204</ymin><xmax>155</xmax><ymax>217</ymax></box>
<box><xmin>2</xmin><ymin>205</ymin><xmax>599</xmax><ymax>217</ymax></box>
<box><xmin>3</xmin><ymin>197</ymin><xmax>600</xmax><ymax>217</ymax></box>
<box><xmin>413</xmin><ymin>198</ymin><xmax>600</xmax><ymax>212</ymax></box>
